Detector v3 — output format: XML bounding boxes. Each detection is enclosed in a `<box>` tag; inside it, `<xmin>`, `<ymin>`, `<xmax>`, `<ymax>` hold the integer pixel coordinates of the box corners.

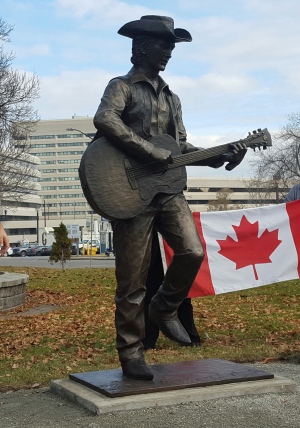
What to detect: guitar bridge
<box><xmin>124</xmin><ymin>159</ymin><xmax>138</xmax><ymax>189</ymax></box>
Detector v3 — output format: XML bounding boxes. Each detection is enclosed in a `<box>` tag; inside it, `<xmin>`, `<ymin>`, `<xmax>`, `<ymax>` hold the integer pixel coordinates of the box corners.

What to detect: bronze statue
<box><xmin>93</xmin><ymin>15</ymin><xmax>247</xmax><ymax>380</ymax></box>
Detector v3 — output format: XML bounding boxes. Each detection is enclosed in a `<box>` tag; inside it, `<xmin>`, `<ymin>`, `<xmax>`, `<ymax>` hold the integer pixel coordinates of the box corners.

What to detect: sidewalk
<box><xmin>0</xmin><ymin>362</ymin><xmax>299</xmax><ymax>428</ymax></box>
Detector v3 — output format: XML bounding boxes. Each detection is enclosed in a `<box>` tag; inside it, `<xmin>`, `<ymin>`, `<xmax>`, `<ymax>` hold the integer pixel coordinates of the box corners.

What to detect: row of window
<box><xmin>187</xmin><ymin>187</ymin><xmax>289</xmax><ymax>193</ymax></box>
<box><xmin>5</xmin><ymin>228</ymin><xmax>37</xmax><ymax>235</ymax></box>
<box><xmin>0</xmin><ymin>200</ymin><xmax>39</xmax><ymax>209</ymax></box>
<box><xmin>40</xmin><ymin>177</ymin><xmax>78</xmax><ymax>182</ymax></box>
<box><xmin>30</xmin><ymin>142</ymin><xmax>86</xmax><ymax>148</ymax></box>
<box><xmin>40</xmin><ymin>160</ymin><xmax>80</xmax><ymax>164</ymax></box>
<box><xmin>31</xmin><ymin>151</ymin><xmax>84</xmax><ymax>156</ymax></box>
<box><xmin>187</xmin><ymin>199</ymin><xmax>276</xmax><ymax>204</ymax></box>
<box><xmin>0</xmin><ymin>215</ymin><xmax>37</xmax><ymax>221</ymax></box>
<box><xmin>41</xmin><ymin>185</ymin><xmax>81</xmax><ymax>190</ymax></box>
<box><xmin>41</xmin><ymin>168</ymin><xmax>78</xmax><ymax>173</ymax></box>
<box><xmin>43</xmin><ymin>193</ymin><xmax>84</xmax><ymax>199</ymax></box>
<box><xmin>29</xmin><ymin>133</ymin><xmax>95</xmax><ymax>140</ymax></box>
<box><xmin>38</xmin><ymin>202</ymin><xmax>86</xmax><ymax>207</ymax></box>
<box><xmin>43</xmin><ymin>211</ymin><xmax>87</xmax><ymax>217</ymax></box>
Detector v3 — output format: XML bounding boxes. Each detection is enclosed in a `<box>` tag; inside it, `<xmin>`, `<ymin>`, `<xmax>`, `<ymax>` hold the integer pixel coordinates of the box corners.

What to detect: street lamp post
<box><xmin>36</xmin><ymin>208</ymin><xmax>39</xmax><ymax>244</ymax></box>
<box><xmin>43</xmin><ymin>200</ymin><xmax>46</xmax><ymax>227</ymax></box>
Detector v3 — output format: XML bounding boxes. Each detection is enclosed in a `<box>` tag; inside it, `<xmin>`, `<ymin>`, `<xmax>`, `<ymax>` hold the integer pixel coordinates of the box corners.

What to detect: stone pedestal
<box><xmin>0</xmin><ymin>271</ymin><xmax>29</xmax><ymax>311</ymax></box>
<box><xmin>51</xmin><ymin>359</ymin><xmax>297</xmax><ymax>415</ymax></box>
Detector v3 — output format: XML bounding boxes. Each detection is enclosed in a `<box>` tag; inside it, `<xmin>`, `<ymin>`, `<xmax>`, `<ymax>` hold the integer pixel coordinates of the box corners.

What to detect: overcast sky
<box><xmin>3</xmin><ymin>0</ymin><xmax>300</xmax><ymax>178</ymax></box>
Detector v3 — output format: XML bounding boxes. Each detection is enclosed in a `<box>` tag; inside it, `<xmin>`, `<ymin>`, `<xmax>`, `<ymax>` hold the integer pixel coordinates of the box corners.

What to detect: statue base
<box><xmin>68</xmin><ymin>359</ymin><xmax>273</xmax><ymax>398</ymax></box>
<box><xmin>51</xmin><ymin>359</ymin><xmax>297</xmax><ymax>414</ymax></box>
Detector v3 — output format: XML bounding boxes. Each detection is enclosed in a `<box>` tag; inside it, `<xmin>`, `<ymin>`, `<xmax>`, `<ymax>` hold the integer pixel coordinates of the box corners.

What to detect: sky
<box><xmin>2</xmin><ymin>0</ymin><xmax>300</xmax><ymax>178</ymax></box>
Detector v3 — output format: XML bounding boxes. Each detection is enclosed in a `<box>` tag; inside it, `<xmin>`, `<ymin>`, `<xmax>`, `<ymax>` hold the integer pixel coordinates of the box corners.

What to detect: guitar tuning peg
<box><xmin>248</xmin><ymin>132</ymin><xmax>252</xmax><ymax>136</ymax></box>
<box><xmin>257</xmin><ymin>128</ymin><xmax>262</xmax><ymax>132</ymax></box>
<box><xmin>253</xmin><ymin>130</ymin><xmax>257</xmax><ymax>134</ymax></box>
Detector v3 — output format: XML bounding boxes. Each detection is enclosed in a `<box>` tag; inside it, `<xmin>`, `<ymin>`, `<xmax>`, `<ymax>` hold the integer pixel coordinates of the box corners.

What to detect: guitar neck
<box><xmin>169</xmin><ymin>141</ymin><xmax>236</xmax><ymax>170</ymax></box>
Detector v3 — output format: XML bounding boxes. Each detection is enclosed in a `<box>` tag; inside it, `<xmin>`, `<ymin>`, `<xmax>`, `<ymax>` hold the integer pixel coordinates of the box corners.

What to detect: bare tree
<box><xmin>248</xmin><ymin>114</ymin><xmax>300</xmax><ymax>200</ymax></box>
<box><xmin>207</xmin><ymin>188</ymin><xmax>245</xmax><ymax>212</ymax></box>
<box><xmin>0</xmin><ymin>18</ymin><xmax>40</xmax><ymax>203</ymax></box>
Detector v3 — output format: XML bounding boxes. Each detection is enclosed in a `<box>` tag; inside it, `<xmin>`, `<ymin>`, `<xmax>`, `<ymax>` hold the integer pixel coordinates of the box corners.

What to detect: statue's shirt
<box><xmin>94</xmin><ymin>66</ymin><xmax>193</xmax><ymax>159</ymax></box>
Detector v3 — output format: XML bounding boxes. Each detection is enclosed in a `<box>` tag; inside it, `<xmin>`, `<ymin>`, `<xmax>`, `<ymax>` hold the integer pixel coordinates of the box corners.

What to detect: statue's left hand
<box><xmin>223</xmin><ymin>142</ymin><xmax>248</xmax><ymax>171</ymax></box>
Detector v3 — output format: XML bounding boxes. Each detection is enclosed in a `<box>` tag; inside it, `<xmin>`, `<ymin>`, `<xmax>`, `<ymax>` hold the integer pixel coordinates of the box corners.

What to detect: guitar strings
<box><xmin>129</xmin><ymin>135</ymin><xmax>266</xmax><ymax>179</ymax></box>
<box><xmin>129</xmin><ymin>145</ymin><xmax>229</xmax><ymax>179</ymax></box>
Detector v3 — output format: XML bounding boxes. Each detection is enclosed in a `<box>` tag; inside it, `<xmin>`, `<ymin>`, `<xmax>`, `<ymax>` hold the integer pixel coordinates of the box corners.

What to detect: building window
<box><xmin>58</xmin><ymin>177</ymin><xmax>78</xmax><ymax>181</ymax></box>
<box><xmin>58</xmin><ymin>185</ymin><xmax>81</xmax><ymax>189</ymax></box>
<box><xmin>57</xmin><ymin>151</ymin><xmax>84</xmax><ymax>156</ymax></box>
<box><xmin>57</xmin><ymin>159</ymin><xmax>80</xmax><ymax>164</ymax></box>
<box><xmin>30</xmin><ymin>135</ymin><xmax>56</xmax><ymax>140</ymax></box>
<box><xmin>57</xmin><ymin>142</ymin><xmax>84</xmax><ymax>147</ymax></box>
<box><xmin>58</xmin><ymin>193</ymin><xmax>84</xmax><ymax>198</ymax></box>
<box><xmin>31</xmin><ymin>152</ymin><xmax>56</xmax><ymax>156</ymax></box>
<box><xmin>61</xmin><ymin>202</ymin><xmax>85</xmax><ymax>206</ymax></box>
<box><xmin>187</xmin><ymin>187</ymin><xmax>203</xmax><ymax>192</ymax></box>
<box><xmin>62</xmin><ymin>211</ymin><xmax>86</xmax><ymax>216</ymax></box>
<box><xmin>41</xmin><ymin>169</ymin><xmax>57</xmax><ymax>173</ymax></box>
<box><xmin>30</xmin><ymin>143</ymin><xmax>56</xmax><ymax>148</ymax></box>
<box><xmin>41</xmin><ymin>186</ymin><xmax>57</xmax><ymax>190</ymax></box>
<box><xmin>1</xmin><ymin>200</ymin><xmax>39</xmax><ymax>208</ymax></box>
<box><xmin>58</xmin><ymin>168</ymin><xmax>78</xmax><ymax>173</ymax></box>
<box><xmin>57</xmin><ymin>134</ymin><xmax>82</xmax><ymax>138</ymax></box>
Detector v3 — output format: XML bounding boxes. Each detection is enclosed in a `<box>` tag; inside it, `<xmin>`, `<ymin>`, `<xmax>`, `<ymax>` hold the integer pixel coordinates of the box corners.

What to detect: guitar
<box><xmin>78</xmin><ymin>128</ymin><xmax>272</xmax><ymax>220</ymax></box>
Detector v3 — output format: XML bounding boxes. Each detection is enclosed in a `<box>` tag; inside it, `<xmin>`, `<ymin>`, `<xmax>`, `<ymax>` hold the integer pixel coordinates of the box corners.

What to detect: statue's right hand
<box><xmin>149</xmin><ymin>147</ymin><xmax>174</xmax><ymax>164</ymax></box>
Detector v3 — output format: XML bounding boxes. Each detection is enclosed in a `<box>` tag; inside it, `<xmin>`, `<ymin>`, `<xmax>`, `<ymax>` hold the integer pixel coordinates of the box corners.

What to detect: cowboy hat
<box><xmin>118</xmin><ymin>15</ymin><xmax>192</xmax><ymax>43</ymax></box>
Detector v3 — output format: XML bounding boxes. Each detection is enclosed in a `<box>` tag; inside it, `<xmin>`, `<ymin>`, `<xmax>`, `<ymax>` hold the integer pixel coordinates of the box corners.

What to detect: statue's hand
<box><xmin>149</xmin><ymin>147</ymin><xmax>174</xmax><ymax>164</ymax></box>
<box><xmin>223</xmin><ymin>142</ymin><xmax>247</xmax><ymax>171</ymax></box>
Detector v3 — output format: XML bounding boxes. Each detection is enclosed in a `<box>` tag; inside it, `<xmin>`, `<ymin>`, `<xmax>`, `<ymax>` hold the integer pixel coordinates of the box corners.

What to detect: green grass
<box><xmin>0</xmin><ymin>266</ymin><xmax>299</xmax><ymax>391</ymax></box>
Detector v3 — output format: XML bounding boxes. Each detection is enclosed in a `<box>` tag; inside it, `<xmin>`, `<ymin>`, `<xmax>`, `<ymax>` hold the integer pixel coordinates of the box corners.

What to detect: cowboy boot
<box><xmin>148</xmin><ymin>252</ymin><xmax>203</xmax><ymax>345</ymax></box>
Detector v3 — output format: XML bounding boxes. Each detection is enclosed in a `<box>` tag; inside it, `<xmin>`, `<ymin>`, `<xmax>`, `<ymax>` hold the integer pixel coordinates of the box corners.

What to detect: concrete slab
<box><xmin>50</xmin><ymin>375</ymin><xmax>297</xmax><ymax>415</ymax></box>
<box><xmin>68</xmin><ymin>359</ymin><xmax>274</xmax><ymax>398</ymax></box>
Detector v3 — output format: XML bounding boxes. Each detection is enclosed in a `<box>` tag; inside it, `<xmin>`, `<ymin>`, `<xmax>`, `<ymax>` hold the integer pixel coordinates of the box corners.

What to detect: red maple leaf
<box><xmin>217</xmin><ymin>215</ymin><xmax>282</xmax><ymax>280</ymax></box>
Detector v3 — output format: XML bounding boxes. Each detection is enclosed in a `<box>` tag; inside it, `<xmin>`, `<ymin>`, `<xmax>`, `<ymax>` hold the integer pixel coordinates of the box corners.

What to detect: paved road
<box><xmin>0</xmin><ymin>362</ymin><xmax>299</xmax><ymax>428</ymax></box>
<box><xmin>0</xmin><ymin>256</ymin><xmax>115</xmax><ymax>269</ymax></box>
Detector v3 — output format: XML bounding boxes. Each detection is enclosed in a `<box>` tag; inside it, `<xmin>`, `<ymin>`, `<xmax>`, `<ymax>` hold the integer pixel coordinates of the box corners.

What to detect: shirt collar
<box><xmin>127</xmin><ymin>67</ymin><xmax>170</xmax><ymax>93</ymax></box>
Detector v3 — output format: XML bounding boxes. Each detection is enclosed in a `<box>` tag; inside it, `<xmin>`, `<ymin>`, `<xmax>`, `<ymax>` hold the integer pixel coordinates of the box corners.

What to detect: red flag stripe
<box><xmin>161</xmin><ymin>213</ymin><xmax>216</xmax><ymax>297</ymax></box>
<box><xmin>188</xmin><ymin>213</ymin><xmax>216</xmax><ymax>297</ymax></box>
<box><xmin>285</xmin><ymin>200</ymin><xmax>300</xmax><ymax>277</ymax></box>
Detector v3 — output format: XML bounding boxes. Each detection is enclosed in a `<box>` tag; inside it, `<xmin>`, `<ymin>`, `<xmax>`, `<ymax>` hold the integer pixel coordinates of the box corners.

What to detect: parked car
<box><xmin>71</xmin><ymin>243</ymin><xmax>78</xmax><ymax>255</ymax></box>
<box><xmin>0</xmin><ymin>246</ymin><xmax>13</xmax><ymax>257</ymax></box>
<box><xmin>11</xmin><ymin>245</ymin><xmax>39</xmax><ymax>257</ymax></box>
<box><xmin>77</xmin><ymin>240</ymin><xmax>100</xmax><ymax>255</ymax></box>
<box><xmin>105</xmin><ymin>248</ymin><xmax>114</xmax><ymax>257</ymax></box>
<box><xmin>35</xmin><ymin>245</ymin><xmax>52</xmax><ymax>256</ymax></box>
<box><xmin>26</xmin><ymin>246</ymin><xmax>40</xmax><ymax>256</ymax></box>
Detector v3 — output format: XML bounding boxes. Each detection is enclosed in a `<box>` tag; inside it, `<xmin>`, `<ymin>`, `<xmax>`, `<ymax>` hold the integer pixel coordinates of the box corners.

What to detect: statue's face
<box><xmin>143</xmin><ymin>37</ymin><xmax>175</xmax><ymax>72</ymax></box>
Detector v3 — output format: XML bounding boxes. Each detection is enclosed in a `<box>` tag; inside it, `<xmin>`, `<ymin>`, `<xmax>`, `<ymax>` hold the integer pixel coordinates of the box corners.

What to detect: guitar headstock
<box><xmin>244</xmin><ymin>128</ymin><xmax>272</xmax><ymax>151</ymax></box>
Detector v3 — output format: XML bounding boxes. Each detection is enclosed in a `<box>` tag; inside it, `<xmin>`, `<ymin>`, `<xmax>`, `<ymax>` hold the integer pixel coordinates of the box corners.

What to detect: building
<box><xmin>184</xmin><ymin>176</ymin><xmax>282</xmax><ymax>211</ymax></box>
<box><xmin>27</xmin><ymin>116</ymin><xmax>111</xmax><ymax>249</ymax></box>
<box><xmin>0</xmin><ymin>152</ymin><xmax>42</xmax><ymax>246</ymax></box>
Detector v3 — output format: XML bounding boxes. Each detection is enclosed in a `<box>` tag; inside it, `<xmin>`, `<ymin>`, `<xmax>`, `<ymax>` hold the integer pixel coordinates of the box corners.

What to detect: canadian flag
<box><xmin>160</xmin><ymin>200</ymin><xmax>300</xmax><ymax>297</ymax></box>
